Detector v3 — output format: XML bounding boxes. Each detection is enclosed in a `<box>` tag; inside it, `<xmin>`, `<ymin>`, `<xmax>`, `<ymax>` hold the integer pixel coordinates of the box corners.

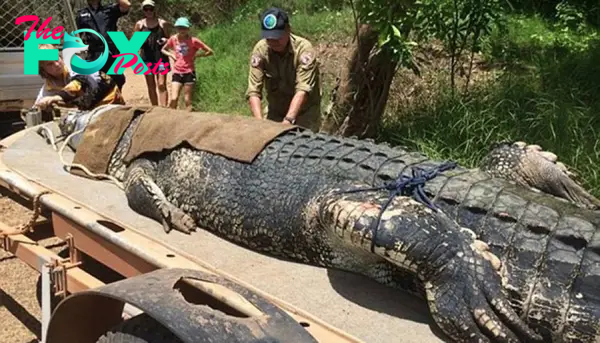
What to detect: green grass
<box><xmin>380</xmin><ymin>14</ymin><xmax>600</xmax><ymax>195</ymax></box>
<box><xmin>189</xmin><ymin>2</ymin><xmax>353</xmax><ymax>115</ymax></box>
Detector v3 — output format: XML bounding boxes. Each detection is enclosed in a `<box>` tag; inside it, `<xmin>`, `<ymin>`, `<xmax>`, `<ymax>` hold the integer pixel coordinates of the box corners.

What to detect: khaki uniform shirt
<box><xmin>245</xmin><ymin>33</ymin><xmax>322</xmax><ymax>131</ymax></box>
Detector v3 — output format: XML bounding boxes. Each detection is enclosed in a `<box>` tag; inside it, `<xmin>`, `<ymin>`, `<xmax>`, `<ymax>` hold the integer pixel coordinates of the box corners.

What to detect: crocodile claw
<box><xmin>159</xmin><ymin>204</ymin><xmax>197</xmax><ymax>234</ymax></box>
<box><xmin>424</xmin><ymin>246</ymin><xmax>543</xmax><ymax>343</ymax></box>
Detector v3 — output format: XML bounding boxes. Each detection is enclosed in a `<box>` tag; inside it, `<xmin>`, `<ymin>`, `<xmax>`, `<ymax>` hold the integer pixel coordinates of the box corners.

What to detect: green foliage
<box><xmin>415</xmin><ymin>0</ymin><xmax>506</xmax><ymax>90</ymax></box>
<box><xmin>504</xmin><ymin>0</ymin><xmax>599</xmax><ymax>28</ymax></box>
<box><xmin>355</xmin><ymin>0</ymin><xmax>419</xmax><ymax>65</ymax></box>
<box><xmin>353</xmin><ymin>0</ymin><xmax>508</xmax><ymax>91</ymax></box>
<box><xmin>380</xmin><ymin>15</ymin><xmax>600</xmax><ymax>195</ymax></box>
<box><xmin>231</xmin><ymin>0</ymin><xmax>346</xmax><ymax>23</ymax></box>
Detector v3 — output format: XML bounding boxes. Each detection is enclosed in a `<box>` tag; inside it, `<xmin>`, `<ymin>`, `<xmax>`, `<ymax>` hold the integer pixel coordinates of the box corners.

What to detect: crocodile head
<box><xmin>58</xmin><ymin>104</ymin><xmax>124</xmax><ymax>151</ymax></box>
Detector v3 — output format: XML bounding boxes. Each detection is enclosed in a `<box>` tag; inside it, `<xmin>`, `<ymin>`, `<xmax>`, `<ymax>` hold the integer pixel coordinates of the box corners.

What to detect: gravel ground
<box><xmin>0</xmin><ymin>68</ymin><xmax>151</xmax><ymax>343</ymax></box>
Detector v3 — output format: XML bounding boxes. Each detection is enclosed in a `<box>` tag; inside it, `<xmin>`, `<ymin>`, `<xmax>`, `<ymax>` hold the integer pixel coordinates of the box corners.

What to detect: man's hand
<box><xmin>284</xmin><ymin>91</ymin><xmax>307</xmax><ymax>124</ymax></box>
<box><xmin>117</xmin><ymin>0</ymin><xmax>131</xmax><ymax>12</ymax></box>
<box><xmin>35</xmin><ymin>95</ymin><xmax>62</xmax><ymax>110</ymax></box>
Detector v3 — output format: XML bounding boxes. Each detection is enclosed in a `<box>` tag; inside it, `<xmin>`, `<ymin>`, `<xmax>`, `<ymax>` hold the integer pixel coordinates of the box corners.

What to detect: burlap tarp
<box><xmin>70</xmin><ymin>105</ymin><xmax>300</xmax><ymax>179</ymax></box>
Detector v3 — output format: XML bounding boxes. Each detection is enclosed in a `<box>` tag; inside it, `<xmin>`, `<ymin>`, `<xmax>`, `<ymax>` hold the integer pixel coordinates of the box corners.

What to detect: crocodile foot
<box><xmin>159</xmin><ymin>204</ymin><xmax>197</xmax><ymax>234</ymax></box>
<box><xmin>123</xmin><ymin>158</ymin><xmax>198</xmax><ymax>235</ymax></box>
<box><xmin>482</xmin><ymin>141</ymin><xmax>600</xmax><ymax>209</ymax></box>
<box><xmin>423</xmin><ymin>243</ymin><xmax>543</xmax><ymax>343</ymax></box>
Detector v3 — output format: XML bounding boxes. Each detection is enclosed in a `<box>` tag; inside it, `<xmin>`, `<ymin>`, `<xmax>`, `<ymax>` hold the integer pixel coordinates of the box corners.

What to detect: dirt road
<box><xmin>0</xmin><ymin>69</ymin><xmax>150</xmax><ymax>343</ymax></box>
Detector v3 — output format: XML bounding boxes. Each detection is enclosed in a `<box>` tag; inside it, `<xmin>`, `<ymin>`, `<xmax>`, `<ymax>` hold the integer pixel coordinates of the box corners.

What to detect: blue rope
<box><xmin>337</xmin><ymin>161</ymin><xmax>457</xmax><ymax>253</ymax></box>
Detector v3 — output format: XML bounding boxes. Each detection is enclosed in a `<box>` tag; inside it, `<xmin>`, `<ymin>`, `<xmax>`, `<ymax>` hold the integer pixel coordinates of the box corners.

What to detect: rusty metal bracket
<box><xmin>49</xmin><ymin>234</ymin><xmax>82</xmax><ymax>299</ymax></box>
<box><xmin>46</xmin><ymin>268</ymin><xmax>319</xmax><ymax>343</ymax></box>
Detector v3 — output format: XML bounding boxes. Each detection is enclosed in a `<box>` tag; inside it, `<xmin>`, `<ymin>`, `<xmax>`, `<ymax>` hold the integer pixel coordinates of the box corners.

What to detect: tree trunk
<box><xmin>320</xmin><ymin>24</ymin><xmax>398</xmax><ymax>139</ymax></box>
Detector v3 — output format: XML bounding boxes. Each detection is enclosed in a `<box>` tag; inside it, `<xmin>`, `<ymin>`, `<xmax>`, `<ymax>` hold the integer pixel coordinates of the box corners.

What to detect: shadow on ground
<box><xmin>326</xmin><ymin>268</ymin><xmax>450</xmax><ymax>342</ymax></box>
<box><xmin>0</xmin><ymin>288</ymin><xmax>41</xmax><ymax>340</ymax></box>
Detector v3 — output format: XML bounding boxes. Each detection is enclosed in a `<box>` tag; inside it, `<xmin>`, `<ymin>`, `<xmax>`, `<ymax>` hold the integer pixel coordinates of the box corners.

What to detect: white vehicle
<box><xmin>0</xmin><ymin>0</ymin><xmax>77</xmax><ymax>136</ymax></box>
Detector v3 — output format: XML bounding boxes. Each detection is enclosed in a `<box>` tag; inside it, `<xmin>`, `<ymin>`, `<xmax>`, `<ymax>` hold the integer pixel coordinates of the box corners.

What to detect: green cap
<box><xmin>174</xmin><ymin>17</ymin><xmax>191</xmax><ymax>28</ymax></box>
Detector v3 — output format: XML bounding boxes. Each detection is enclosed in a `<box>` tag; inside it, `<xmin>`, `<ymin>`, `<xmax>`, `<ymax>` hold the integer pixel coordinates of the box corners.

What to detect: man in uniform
<box><xmin>245</xmin><ymin>7</ymin><xmax>322</xmax><ymax>132</ymax></box>
<box><xmin>75</xmin><ymin>0</ymin><xmax>131</xmax><ymax>90</ymax></box>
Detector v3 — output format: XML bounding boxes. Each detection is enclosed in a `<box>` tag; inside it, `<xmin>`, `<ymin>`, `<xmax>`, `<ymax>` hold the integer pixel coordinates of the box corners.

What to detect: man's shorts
<box><xmin>172</xmin><ymin>72</ymin><xmax>196</xmax><ymax>85</ymax></box>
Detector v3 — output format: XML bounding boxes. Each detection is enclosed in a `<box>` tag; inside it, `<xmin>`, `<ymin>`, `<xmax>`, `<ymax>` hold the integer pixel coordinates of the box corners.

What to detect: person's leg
<box><xmin>183</xmin><ymin>83</ymin><xmax>194</xmax><ymax>111</ymax></box>
<box><xmin>144</xmin><ymin>72</ymin><xmax>158</xmax><ymax>106</ymax></box>
<box><xmin>157</xmin><ymin>66</ymin><xmax>169</xmax><ymax>107</ymax></box>
<box><xmin>182</xmin><ymin>72</ymin><xmax>196</xmax><ymax>112</ymax></box>
<box><xmin>170</xmin><ymin>74</ymin><xmax>183</xmax><ymax>109</ymax></box>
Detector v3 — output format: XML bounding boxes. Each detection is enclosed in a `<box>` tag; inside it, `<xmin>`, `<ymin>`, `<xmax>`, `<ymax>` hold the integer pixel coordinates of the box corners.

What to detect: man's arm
<box><xmin>282</xmin><ymin>91</ymin><xmax>307</xmax><ymax>123</ymax></box>
<box><xmin>34</xmin><ymin>83</ymin><xmax>50</xmax><ymax>107</ymax></box>
<box><xmin>248</xmin><ymin>96</ymin><xmax>263</xmax><ymax>119</ymax></box>
<box><xmin>117</xmin><ymin>0</ymin><xmax>130</xmax><ymax>13</ymax></box>
<box><xmin>245</xmin><ymin>47</ymin><xmax>266</xmax><ymax>119</ymax></box>
<box><xmin>287</xmin><ymin>44</ymin><xmax>318</xmax><ymax>123</ymax></box>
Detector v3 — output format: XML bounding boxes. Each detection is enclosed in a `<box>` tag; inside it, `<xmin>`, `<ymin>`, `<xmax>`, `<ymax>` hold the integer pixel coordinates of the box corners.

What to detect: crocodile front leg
<box><xmin>123</xmin><ymin>157</ymin><xmax>197</xmax><ymax>234</ymax></box>
<box><xmin>314</xmin><ymin>187</ymin><xmax>543</xmax><ymax>343</ymax></box>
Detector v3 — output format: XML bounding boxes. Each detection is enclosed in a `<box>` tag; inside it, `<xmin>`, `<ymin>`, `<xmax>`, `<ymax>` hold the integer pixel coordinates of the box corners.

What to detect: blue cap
<box><xmin>260</xmin><ymin>7</ymin><xmax>289</xmax><ymax>39</ymax></box>
<box><xmin>174</xmin><ymin>17</ymin><xmax>191</xmax><ymax>28</ymax></box>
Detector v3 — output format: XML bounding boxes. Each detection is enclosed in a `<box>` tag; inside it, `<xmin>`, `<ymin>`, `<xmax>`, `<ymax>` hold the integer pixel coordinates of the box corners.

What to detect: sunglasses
<box><xmin>143</xmin><ymin>7</ymin><xmax>154</xmax><ymax>11</ymax></box>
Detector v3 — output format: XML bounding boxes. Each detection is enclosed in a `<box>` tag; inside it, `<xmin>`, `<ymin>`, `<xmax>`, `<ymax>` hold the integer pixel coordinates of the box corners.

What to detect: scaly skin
<box><xmin>251</xmin><ymin>129</ymin><xmax>600</xmax><ymax>343</ymax></box>
<box><xmin>59</xmin><ymin>109</ymin><xmax>598</xmax><ymax>342</ymax></box>
<box><xmin>119</xmin><ymin>146</ymin><xmax>540</xmax><ymax>343</ymax></box>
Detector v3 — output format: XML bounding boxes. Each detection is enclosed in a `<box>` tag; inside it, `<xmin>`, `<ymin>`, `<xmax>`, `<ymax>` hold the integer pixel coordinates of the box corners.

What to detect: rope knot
<box><xmin>336</xmin><ymin>161</ymin><xmax>457</xmax><ymax>253</ymax></box>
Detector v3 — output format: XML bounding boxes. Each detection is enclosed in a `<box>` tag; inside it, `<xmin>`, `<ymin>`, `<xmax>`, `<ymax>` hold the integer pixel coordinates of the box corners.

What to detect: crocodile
<box><xmin>58</xmin><ymin>107</ymin><xmax>600</xmax><ymax>343</ymax></box>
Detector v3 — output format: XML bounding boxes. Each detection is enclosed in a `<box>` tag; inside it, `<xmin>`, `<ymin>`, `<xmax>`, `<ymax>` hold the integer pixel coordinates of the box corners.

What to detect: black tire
<box><xmin>96</xmin><ymin>313</ymin><xmax>183</xmax><ymax>343</ymax></box>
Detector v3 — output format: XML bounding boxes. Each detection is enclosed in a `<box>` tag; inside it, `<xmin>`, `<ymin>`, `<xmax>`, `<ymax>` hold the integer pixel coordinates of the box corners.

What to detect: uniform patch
<box><xmin>251</xmin><ymin>54</ymin><xmax>262</xmax><ymax>68</ymax></box>
<box><xmin>300</xmin><ymin>52</ymin><xmax>314</xmax><ymax>66</ymax></box>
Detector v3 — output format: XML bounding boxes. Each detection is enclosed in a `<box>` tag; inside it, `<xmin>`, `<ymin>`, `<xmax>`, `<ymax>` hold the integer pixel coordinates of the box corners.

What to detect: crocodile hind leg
<box><xmin>123</xmin><ymin>157</ymin><xmax>197</xmax><ymax>234</ymax></box>
<box><xmin>481</xmin><ymin>141</ymin><xmax>600</xmax><ymax>209</ymax></box>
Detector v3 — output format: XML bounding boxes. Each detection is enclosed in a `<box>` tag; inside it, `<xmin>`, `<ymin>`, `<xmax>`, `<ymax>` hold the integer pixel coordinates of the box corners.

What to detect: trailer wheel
<box><xmin>96</xmin><ymin>313</ymin><xmax>183</xmax><ymax>343</ymax></box>
<box><xmin>35</xmin><ymin>247</ymin><xmax>125</xmax><ymax>311</ymax></box>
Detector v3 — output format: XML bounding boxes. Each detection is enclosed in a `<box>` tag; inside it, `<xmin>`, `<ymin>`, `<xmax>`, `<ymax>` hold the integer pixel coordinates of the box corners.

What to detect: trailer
<box><xmin>0</xmin><ymin>117</ymin><xmax>442</xmax><ymax>342</ymax></box>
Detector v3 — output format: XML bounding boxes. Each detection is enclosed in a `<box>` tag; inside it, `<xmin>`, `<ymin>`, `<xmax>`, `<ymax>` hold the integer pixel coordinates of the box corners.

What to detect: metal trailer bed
<box><xmin>0</xmin><ymin>121</ymin><xmax>444</xmax><ymax>343</ymax></box>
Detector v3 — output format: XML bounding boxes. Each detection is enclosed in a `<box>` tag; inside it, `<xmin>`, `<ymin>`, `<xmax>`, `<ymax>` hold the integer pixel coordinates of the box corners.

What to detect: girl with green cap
<box><xmin>161</xmin><ymin>17</ymin><xmax>214</xmax><ymax>111</ymax></box>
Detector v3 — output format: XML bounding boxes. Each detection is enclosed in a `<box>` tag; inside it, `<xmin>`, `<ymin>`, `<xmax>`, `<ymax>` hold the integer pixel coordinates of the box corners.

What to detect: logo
<box><xmin>62</xmin><ymin>29</ymin><xmax>108</xmax><ymax>74</ymax></box>
<box><xmin>16</xmin><ymin>15</ymin><xmax>170</xmax><ymax>76</ymax></box>
<box><xmin>177</xmin><ymin>42</ymin><xmax>189</xmax><ymax>56</ymax></box>
<box><xmin>263</xmin><ymin>14</ymin><xmax>277</xmax><ymax>30</ymax></box>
